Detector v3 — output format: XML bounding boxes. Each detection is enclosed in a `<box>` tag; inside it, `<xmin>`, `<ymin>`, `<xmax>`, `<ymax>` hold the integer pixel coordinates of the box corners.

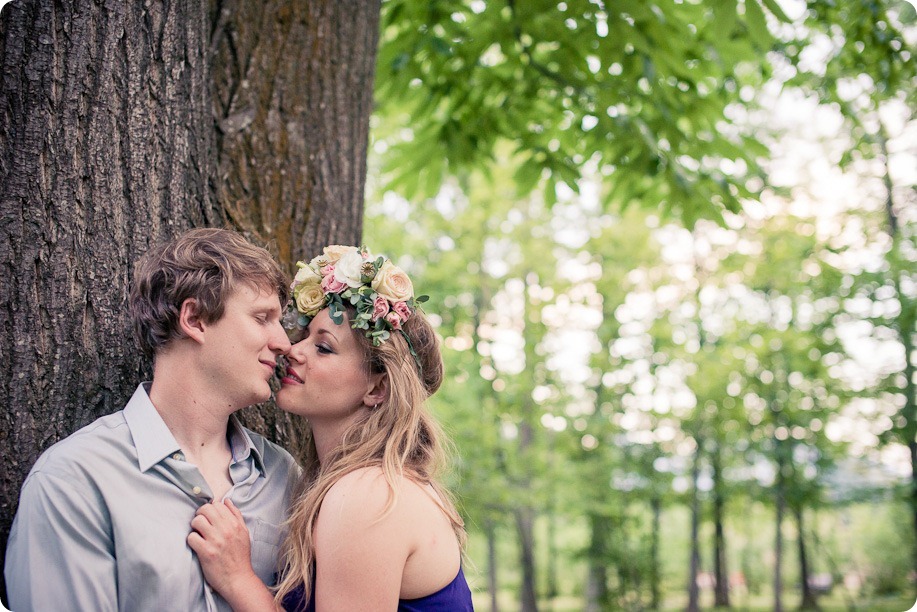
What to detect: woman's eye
<box><xmin>317</xmin><ymin>344</ymin><xmax>333</xmax><ymax>355</ymax></box>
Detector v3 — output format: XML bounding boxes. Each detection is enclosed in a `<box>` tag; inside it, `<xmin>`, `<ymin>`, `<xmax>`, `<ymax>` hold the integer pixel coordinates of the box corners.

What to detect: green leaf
<box><xmin>759</xmin><ymin>0</ymin><xmax>791</xmax><ymax>23</ymax></box>
<box><xmin>743</xmin><ymin>0</ymin><xmax>773</xmax><ymax>50</ymax></box>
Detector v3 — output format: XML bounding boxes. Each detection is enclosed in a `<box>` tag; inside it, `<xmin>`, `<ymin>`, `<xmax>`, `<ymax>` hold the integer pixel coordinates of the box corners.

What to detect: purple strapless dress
<box><xmin>282</xmin><ymin>566</ymin><xmax>474</xmax><ymax>611</ymax></box>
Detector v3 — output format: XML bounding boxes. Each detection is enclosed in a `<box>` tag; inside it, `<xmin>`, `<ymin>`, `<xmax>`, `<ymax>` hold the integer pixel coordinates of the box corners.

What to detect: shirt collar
<box><xmin>123</xmin><ymin>383</ymin><xmax>268</xmax><ymax>474</ymax></box>
<box><xmin>123</xmin><ymin>383</ymin><xmax>182</xmax><ymax>472</ymax></box>
<box><xmin>227</xmin><ymin>414</ymin><xmax>266</xmax><ymax>474</ymax></box>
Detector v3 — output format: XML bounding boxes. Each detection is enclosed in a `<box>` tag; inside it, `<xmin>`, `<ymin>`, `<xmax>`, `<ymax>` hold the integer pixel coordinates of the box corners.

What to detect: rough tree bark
<box><xmin>210</xmin><ymin>0</ymin><xmax>375</xmax><ymax>266</ymax></box>
<box><xmin>0</xmin><ymin>0</ymin><xmax>380</xmax><ymax>596</ymax></box>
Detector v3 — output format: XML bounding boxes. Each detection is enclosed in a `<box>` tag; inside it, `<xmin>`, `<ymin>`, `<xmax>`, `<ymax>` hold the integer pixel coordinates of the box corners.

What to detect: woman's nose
<box><xmin>287</xmin><ymin>341</ymin><xmax>307</xmax><ymax>363</ymax></box>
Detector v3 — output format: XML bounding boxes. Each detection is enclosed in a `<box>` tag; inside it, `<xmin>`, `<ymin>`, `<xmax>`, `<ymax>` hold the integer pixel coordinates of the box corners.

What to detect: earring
<box><xmin>373</xmin><ymin>403</ymin><xmax>380</xmax><ymax>410</ymax></box>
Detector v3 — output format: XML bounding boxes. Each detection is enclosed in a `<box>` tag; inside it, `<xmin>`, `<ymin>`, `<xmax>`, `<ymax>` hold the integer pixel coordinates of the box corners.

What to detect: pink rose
<box><xmin>385</xmin><ymin>311</ymin><xmax>402</xmax><ymax>330</ymax></box>
<box><xmin>321</xmin><ymin>272</ymin><xmax>347</xmax><ymax>294</ymax></box>
<box><xmin>392</xmin><ymin>301</ymin><xmax>412</xmax><ymax>323</ymax></box>
<box><xmin>371</xmin><ymin>296</ymin><xmax>390</xmax><ymax>321</ymax></box>
<box><xmin>319</xmin><ymin>263</ymin><xmax>335</xmax><ymax>277</ymax></box>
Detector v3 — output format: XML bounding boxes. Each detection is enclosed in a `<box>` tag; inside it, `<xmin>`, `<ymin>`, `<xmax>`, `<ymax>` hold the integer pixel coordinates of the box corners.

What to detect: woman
<box><xmin>187</xmin><ymin>245</ymin><xmax>473</xmax><ymax>611</ymax></box>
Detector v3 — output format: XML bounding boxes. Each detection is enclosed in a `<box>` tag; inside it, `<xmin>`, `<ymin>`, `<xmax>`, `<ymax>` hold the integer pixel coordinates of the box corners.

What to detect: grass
<box><xmin>470</xmin><ymin>589</ymin><xmax>916</xmax><ymax>611</ymax></box>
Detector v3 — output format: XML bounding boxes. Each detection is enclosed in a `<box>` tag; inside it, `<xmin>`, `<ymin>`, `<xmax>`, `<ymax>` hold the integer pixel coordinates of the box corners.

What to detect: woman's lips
<box><xmin>282</xmin><ymin>366</ymin><xmax>304</xmax><ymax>385</ymax></box>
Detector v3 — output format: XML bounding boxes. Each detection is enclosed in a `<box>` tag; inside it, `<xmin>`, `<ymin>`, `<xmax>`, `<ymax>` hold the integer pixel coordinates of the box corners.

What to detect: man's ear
<box><xmin>178</xmin><ymin>298</ymin><xmax>207</xmax><ymax>344</ymax></box>
<box><xmin>364</xmin><ymin>373</ymin><xmax>389</xmax><ymax>409</ymax></box>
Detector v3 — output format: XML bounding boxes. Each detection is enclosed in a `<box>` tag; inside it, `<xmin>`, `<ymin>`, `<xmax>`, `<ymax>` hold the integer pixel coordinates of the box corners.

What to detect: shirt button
<box><xmin>172</xmin><ymin>453</ymin><xmax>182</xmax><ymax>460</ymax></box>
<box><xmin>192</xmin><ymin>486</ymin><xmax>202</xmax><ymax>495</ymax></box>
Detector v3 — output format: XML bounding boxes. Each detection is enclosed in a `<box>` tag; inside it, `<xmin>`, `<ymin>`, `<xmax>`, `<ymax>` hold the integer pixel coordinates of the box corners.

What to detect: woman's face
<box><xmin>276</xmin><ymin>309</ymin><xmax>378</xmax><ymax>422</ymax></box>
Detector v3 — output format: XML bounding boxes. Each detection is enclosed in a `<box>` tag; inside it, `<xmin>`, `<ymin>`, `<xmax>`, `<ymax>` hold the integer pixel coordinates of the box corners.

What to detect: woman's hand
<box><xmin>187</xmin><ymin>499</ymin><xmax>258</xmax><ymax>601</ymax></box>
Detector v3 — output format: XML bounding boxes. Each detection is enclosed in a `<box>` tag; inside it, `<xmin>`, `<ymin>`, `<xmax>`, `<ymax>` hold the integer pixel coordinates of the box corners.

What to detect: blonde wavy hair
<box><xmin>273</xmin><ymin>307</ymin><xmax>466</xmax><ymax>607</ymax></box>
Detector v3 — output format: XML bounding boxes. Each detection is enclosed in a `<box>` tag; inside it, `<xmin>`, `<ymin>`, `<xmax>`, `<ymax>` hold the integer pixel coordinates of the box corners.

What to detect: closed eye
<box><xmin>317</xmin><ymin>344</ymin><xmax>334</xmax><ymax>355</ymax></box>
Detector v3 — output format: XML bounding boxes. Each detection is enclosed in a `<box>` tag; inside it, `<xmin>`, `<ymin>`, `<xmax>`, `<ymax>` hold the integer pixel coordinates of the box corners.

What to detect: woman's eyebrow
<box><xmin>313</xmin><ymin>327</ymin><xmax>340</xmax><ymax>343</ymax></box>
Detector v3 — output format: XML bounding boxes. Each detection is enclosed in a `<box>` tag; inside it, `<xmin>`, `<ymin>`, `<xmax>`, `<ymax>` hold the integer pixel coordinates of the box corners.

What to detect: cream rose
<box><xmin>293</xmin><ymin>262</ymin><xmax>321</xmax><ymax>286</ymax></box>
<box><xmin>323</xmin><ymin>245</ymin><xmax>357</xmax><ymax>265</ymax></box>
<box><xmin>333</xmin><ymin>249</ymin><xmax>365</xmax><ymax>288</ymax></box>
<box><xmin>371</xmin><ymin>261</ymin><xmax>414</xmax><ymax>302</ymax></box>
<box><xmin>295</xmin><ymin>282</ymin><xmax>325</xmax><ymax>315</ymax></box>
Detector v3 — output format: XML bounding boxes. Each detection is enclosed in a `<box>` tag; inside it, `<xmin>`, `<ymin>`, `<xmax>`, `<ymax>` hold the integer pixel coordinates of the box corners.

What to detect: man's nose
<box><xmin>270</xmin><ymin>321</ymin><xmax>292</xmax><ymax>354</ymax></box>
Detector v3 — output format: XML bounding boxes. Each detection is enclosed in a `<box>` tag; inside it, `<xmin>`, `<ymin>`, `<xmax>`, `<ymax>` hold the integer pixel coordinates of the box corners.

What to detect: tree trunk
<box><xmin>0</xmin><ymin>0</ymin><xmax>219</xmax><ymax>595</ymax></box>
<box><xmin>585</xmin><ymin>513</ymin><xmax>611</xmax><ymax>612</ymax></box>
<box><xmin>774</xmin><ymin>451</ymin><xmax>786</xmax><ymax>612</ymax></box>
<box><xmin>795</xmin><ymin>505</ymin><xmax>820</xmax><ymax>610</ymax></box>
<box><xmin>209</xmin><ymin>0</ymin><xmax>380</xmax><ymax>444</ymax></box>
<box><xmin>0</xmin><ymin>0</ymin><xmax>380</xmax><ymax>597</ymax></box>
<box><xmin>650</xmin><ymin>496</ymin><xmax>662</xmax><ymax>610</ymax></box>
<box><xmin>878</xmin><ymin>131</ymin><xmax>917</xmax><ymax>583</ymax></box>
<box><xmin>210</xmin><ymin>0</ymin><xmax>377</xmax><ymax>266</ymax></box>
<box><xmin>545</xmin><ymin>512</ymin><xmax>557</xmax><ymax>606</ymax></box>
<box><xmin>486</xmin><ymin>518</ymin><xmax>500</xmax><ymax>612</ymax></box>
<box><xmin>687</xmin><ymin>439</ymin><xmax>702</xmax><ymax>612</ymax></box>
<box><xmin>712</xmin><ymin>447</ymin><xmax>731</xmax><ymax>608</ymax></box>
<box><xmin>515</xmin><ymin>503</ymin><xmax>539</xmax><ymax>612</ymax></box>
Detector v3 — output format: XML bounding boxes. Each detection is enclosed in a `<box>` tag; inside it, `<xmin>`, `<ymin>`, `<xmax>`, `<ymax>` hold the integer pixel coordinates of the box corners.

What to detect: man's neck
<box><xmin>149</xmin><ymin>358</ymin><xmax>236</xmax><ymax>498</ymax></box>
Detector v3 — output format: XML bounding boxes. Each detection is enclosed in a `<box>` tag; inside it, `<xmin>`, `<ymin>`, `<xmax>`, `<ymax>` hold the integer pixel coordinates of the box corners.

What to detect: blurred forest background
<box><xmin>363</xmin><ymin>1</ymin><xmax>916</xmax><ymax>610</ymax></box>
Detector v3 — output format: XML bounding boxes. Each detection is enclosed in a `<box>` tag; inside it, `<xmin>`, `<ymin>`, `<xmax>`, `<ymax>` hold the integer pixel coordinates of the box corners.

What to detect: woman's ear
<box><xmin>179</xmin><ymin>298</ymin><xmax>207</xmax><ymax>344</ymax></box>
<box><xmin>364</xmin><ymin>373</ymin><xmax>389</xmax><ymax>409</ymax></box>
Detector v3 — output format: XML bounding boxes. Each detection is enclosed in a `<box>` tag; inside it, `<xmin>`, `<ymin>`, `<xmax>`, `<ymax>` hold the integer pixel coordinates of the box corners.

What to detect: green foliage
<box><xmin>375</xmin><ymin>0</ymin><xmax>790</xmax><ymax>225</ymax></box>
<box><xmin>365</xmin><ymin>0</ymin><xmax>915</xmax><ymax>607</ymax></box>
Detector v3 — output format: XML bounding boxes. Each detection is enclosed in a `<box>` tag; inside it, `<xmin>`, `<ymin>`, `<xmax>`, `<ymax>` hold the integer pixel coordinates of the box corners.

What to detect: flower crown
<box><xmin>282</xmin><ymin>245</ymin><xmax>428</xmax><ymax>348</ymax></box>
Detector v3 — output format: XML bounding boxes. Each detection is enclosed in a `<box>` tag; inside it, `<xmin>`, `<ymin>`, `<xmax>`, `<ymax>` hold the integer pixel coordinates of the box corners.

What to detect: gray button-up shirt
<box><xmin>5</xmin><ymin>383</ymin><xmax>301</xmax><ymax>611</ymax></box>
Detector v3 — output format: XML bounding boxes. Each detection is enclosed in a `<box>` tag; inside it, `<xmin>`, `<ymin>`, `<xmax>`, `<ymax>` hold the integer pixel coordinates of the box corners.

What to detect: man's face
<box><xmin>198</xmin><ymin>284</ymin><xmax>291</xmax><ymax>410</ymax></box>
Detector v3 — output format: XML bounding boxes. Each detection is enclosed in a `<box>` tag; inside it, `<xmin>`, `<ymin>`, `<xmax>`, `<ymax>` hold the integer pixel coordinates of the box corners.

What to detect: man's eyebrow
<box><xmin>251</xmin><ymin>304</ymin><xmax>281</xmax><ymax>315</ymax></box>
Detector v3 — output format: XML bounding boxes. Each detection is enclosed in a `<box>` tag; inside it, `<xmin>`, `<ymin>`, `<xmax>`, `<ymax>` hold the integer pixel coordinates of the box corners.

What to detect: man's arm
<box><xmin>5</xmin><ymin>470</ymin><xmax>117</xmax><ymax>612</ymax></box>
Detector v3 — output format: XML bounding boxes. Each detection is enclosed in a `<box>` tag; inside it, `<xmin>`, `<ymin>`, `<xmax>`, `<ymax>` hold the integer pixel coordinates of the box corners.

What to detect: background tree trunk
<box><xmin>585</xmin><ymin>513</ymin><xmax>611</xmax><ymax>612</ymax></box>
<box><xmin>795</xmin><ymin>505</ymin><xmax>819</xmax><ymax>610</ymax></box>
<box><xmin>712</xmin><ymin>447</ymin><xmax>731</xmax><ymax>608</ymax></box>
<box><xmin>686</xmin><ymin>439</ymin><xmax>703</xmax><ymax>612</ymax></box>
<box><xmin>774</xmin><ymin>449</ymin><xmax>786</xmax><ymax>612</ymax></box>
<box><xmin>514</xmin><ymin>504</ymin><xmax>539</xmax><ymax>612</ymax></box>
<box><xmin>650</xmin><ymin>496</ymin><xmax>661</xmax><ymax>610</ymax></box>
<box><xmin>0</xmin><ymin>0</ymin><xmax>380</xmax><ymax>597</ymax></box>
<box><xmin>486</xmin><ymin>518</ymin><xmax>500</xmax><ymax>612</ymax></box>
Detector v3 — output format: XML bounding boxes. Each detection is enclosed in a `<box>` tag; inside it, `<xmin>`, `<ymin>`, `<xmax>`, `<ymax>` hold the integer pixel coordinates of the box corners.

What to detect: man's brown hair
<box><xmin>129</xmin><ymin>228</ymin><xmax>289</xmax><ymax>358</ymax></box>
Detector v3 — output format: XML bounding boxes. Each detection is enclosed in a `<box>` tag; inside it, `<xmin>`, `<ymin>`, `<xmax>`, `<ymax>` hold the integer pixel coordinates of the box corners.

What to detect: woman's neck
<box><xmin>310</xmin><ymin>408</ymin><xmax>369</xmax><ymax>465</ymax></box>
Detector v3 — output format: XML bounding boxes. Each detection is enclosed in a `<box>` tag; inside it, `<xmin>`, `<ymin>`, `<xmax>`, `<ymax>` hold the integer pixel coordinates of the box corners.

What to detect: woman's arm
<box><xmin>187</xmin><ymin>499</ymin><xmax>281</xmax><ymax>612</ymax></box>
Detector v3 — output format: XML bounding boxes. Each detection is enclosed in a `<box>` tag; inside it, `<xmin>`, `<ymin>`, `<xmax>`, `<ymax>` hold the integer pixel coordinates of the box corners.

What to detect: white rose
<box><xmin>333</xmin><ymin>249</ymin><xmax>365</xmax><ymax>288</ymax></box>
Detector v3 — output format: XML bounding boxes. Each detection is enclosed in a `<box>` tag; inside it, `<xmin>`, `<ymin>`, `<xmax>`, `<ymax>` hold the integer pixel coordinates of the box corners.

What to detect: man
<box><xmin>5</xmin><ymin>228</ymin><xmax>299</xmax><ymax>611</ymax></box>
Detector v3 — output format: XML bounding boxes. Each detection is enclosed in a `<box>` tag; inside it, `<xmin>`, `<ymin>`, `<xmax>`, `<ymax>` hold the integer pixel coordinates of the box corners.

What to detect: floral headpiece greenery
<box><xmin>282</xmin><ymin>245</ymin><xmax>428</xmax><ymax>350</ymax></box>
